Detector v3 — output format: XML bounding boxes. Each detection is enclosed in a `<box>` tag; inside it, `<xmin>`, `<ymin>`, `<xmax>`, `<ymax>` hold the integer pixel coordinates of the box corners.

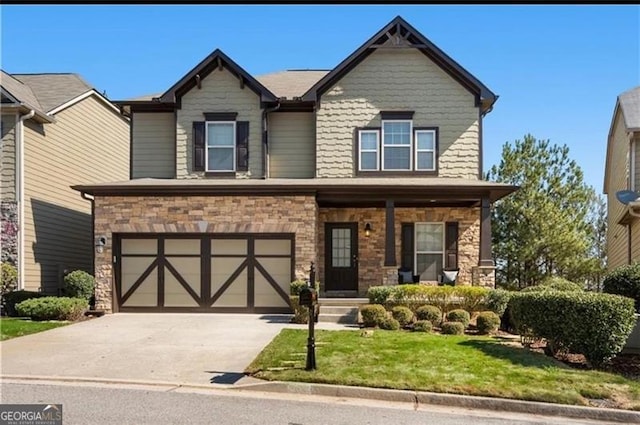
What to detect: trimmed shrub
<box><xmin>446</xmin><ymin>309</ymin><xmax>470</xmax><ymax>328</ymax></box>
<box><xmin>522</xmin><ymin>277</ymin><xmax>583</xmax><ymax>293</ymax></box>
<box><xmin>476</xmin><ymin>311</ymin><xmax>501</xmax><ymax>335</ymax></box>
<box><xmin>379</xmin><ymin>317</ymin><xmax>401</xmax><ymax>331</ymax></box>
<box><xmin>441</xmin><ymin>321</ymin><xmax>465</xmax><ymax>335</ymax></box>
<box><xmin>486</xmin><ymin>289</ymin><xmax>512</xmax><ymax>317</ymax></box>
<box><xmin>290</xmin><ymin>295</ymin><xmax>310</xmax><ymax>324</ymax></box>
<box><xmin>413</xmin><ymin>320</ymin><xmax>433</xmax><ymax>333</ymax></box>
<box><xmin>509</xmin><ymin>291</ymin><xmax>636</xmax><ymax>366</ymax></box>
<box><xmin>63</xmin><ymin>270</ymin><xmax>94</xmax><ymax>302</ymax></box>
<box><xmin>455</xmin><ymin>286</ymin><xmax>490</xmax><ymax>313</ymax></box>
<box><xmin>415</xmin><ymin>305</ymin><xmax>442</xmax><ymax>326</ymax></box>
<box><xmin>290</xmin><ymin>280</ymin><xmax>307</xmax><ymax>295</ymax></box>
<box><xmin>391</xmin><ymin>306</ymin><xmax>414</xmax><ymax>327</ymax></box>
<box><xmin>3</xmin><ymin>290</ymin><xmax>43</xmax><ymax>317</ymax></box>
<box><xmin>16</xmin><ymin>296</ymin><xmax>86</xmax><ymax>321</ymax></box>
<box><xmin>367</xmin><ymin>286</ymin><xmax>395</xmax><ymax>305</ymax></box>
<box><xmin>603</xmin><ymin>264</ymin><xmax>640</xmax><ymax>312</ymax></box>
<box><xmin>360</xmin><ymin>304</ymin><xmax>388</xmax><ymax>328</ymax></box>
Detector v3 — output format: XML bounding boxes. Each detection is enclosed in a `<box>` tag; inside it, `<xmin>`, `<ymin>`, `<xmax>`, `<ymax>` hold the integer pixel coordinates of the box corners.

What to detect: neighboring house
<box><xmin>73</xmin><ymin>16</ymin><xmax>517</xmax><ymax>314</ymax></box>
<box><xmin>0</xmin><ymin>71</ymin><xmax>129</xmax><ymax>294</ymax></box>
<box><xmin>604</xmin><ymin>86</ymin><xmax>640</xmax><ymax>269</ymax></box>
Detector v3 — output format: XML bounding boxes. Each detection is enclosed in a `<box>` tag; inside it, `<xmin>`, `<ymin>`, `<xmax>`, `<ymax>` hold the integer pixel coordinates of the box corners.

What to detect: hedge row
<box><xmin>15</xmin><ymin>297</ymin><xmax>87</xmax><ymax>321</ymax></box>
<box><xmin>509</xmin><ymin>290</ymin><xmax>636</xmax><ymax>366</ymax></box>
<box><xmin>367</xmin><ymin>285</ymin><xmax>489</xmax><ymax>313</ymax></box>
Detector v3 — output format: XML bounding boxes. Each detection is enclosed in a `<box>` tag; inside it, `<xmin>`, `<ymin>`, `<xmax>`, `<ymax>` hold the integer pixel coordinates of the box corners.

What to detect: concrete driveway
<box><xmin>1</xmin><ymin>313</ymin><xmax>344</xmax><ymax>386</ymax></box>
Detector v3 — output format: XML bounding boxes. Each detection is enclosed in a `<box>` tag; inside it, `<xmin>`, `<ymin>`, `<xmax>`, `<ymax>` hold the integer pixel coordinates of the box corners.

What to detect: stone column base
<box><xmin>472</xmin><ymin>266</ymin><xmax>496</xmax><ymax>288</ymax></box>
<box><xmin>381</xmin><ymin>266</ymin><xmax>398</xmax><ymax>286</ymax></box>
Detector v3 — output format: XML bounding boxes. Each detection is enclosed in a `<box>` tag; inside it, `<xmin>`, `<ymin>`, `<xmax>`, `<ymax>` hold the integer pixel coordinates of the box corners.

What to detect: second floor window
<box><xmin>357</xmin><ymin>120</ymin><xmax>438</xmax><ymax>173</ymax></box>
<box><xmin>206</xmin><ymin>122</ymin><xmax>236</xmax><ymax>172</ymax></box>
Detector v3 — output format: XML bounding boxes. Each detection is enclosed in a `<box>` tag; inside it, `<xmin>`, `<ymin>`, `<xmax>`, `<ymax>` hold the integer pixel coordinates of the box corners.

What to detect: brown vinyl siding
<box><xmin>131</xmin><ymin>112</ymin><xmax>175</xmax><ymax>178</ymax></box>
<box><xmin>607</xmin><ymin>110</ymin><xmax>632</xmax><ymax>270</ymax></box>
<box><xmin>269</xmin><ymin>112</ymin><xmax>315</xmax><ymax>178</ymax></box>
<box><xmin>22</xmin><ymin>95</ymin><xmax>129</xmax><ymax>292</ymax></box>
<box><xmin>1</xmin><ymin>114</ymin><xmax>17</xmax><ymax>201</ymax></box>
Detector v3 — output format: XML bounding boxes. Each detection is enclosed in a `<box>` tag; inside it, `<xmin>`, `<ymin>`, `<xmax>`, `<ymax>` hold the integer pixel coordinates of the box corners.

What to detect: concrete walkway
<box><xmin>0</xmin><ymin>313</ymin><xmax>356</xmax><ymax>386</ymax></box>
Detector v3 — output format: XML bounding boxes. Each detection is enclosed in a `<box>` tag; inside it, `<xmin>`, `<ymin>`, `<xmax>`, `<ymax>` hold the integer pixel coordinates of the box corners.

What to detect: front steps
<box><xmin>317</xmin><ymin>298</ymin><xmax>368</xmax><ymax>324</ymax></box>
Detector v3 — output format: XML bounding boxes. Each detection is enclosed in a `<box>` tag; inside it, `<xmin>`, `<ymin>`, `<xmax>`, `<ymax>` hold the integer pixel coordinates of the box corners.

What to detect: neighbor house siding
<box><xmin>131</xmin><ymin>112</ymin><xmax>175</xmax><ymax>178</ymax></box>
<box><xmin>607</xmin><ymin>110</ymin><xmax>632</xmax><ymax>270</ymax></box>
<box><xmin>176</xmin><ymin>68</ymin><xmax>263</xmax><ymax>179</ymax></box>
<box><xmin>22</xmin><ymin>95</ymin><xmax>129</xmax><ymax>293</ymax></box>
<box><xmin>269</xmin><ymin>112</ymin><xmax>315</xmax><ymax>178</ymax></box>
<box><xmin>1</xmin><ymin>114</ymin><xmax>17</xmax><ymax>201</ymax></box>
<box><xmin>315</xmin><ymin>49</ymin><xmax>479</xmax><ymax>178</ymax></box>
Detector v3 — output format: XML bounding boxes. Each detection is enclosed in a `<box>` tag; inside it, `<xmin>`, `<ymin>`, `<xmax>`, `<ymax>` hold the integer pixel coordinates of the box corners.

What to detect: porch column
<box><xmin>479</xmin><ymin>195</ymin><xmax>494</xmax><ymax>267</ymax></box>
<box><xmin>384</xmin><ymin>199</ymin><xmax>396</xmax><ymax>267</ymax></box>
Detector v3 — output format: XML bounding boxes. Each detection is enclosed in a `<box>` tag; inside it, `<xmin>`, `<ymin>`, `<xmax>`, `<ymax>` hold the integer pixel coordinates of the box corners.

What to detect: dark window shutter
<box><xmin>236</xmin><ymin>121</ymin><xmax>249</xmax><ymax>172</ymax></box>
<box><xmin>445</xmin><ymin>222</ymin><xmax>459</xmax><ymax>270</ymax></box>
<box><xmin>401</xmin><ymin>223</ymin><xmax>414</xmax><ymax>272</ymax></box>
<box><xmin>193</xmin><ymin>121</ymin><xmax>205</xmax><ymax>171</ymax></box>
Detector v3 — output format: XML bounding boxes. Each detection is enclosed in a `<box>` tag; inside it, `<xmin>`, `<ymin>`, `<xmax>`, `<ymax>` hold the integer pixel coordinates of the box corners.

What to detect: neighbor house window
<box><xmin>206</xmin><ymin>122</ymin><xmax>235</xmax><ymax>172</ymax></box>
<box><xmin>358</xmin><ymin>130</ymin><xmax>379</xmax><ymax>171</ymax></box>
<box><xmin>382</xmin><ymin>120</ymin><xmax>412</xmax><ymax>170</ymax></box>
<box><xmin>415</xmin><ymin>223</ymin><xmax>444</xmax><ymax>281</ymax></box>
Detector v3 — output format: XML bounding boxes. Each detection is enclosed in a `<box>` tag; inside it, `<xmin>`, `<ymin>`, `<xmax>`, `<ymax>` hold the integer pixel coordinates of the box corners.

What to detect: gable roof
<box><xmin>603</xmin><ymin>86</ymin><xmax>640</xmax><ymax>194</ymax></box>
<box><xmin>300</xmin><ymin>16</ymin><xmax>497</xmax><ymax>113</ymax></box>
<box><xmin>1</xmin><ymin>70</ymin><xmax>43</xmax><ymax>110</ymax></box>
<box><xmin>159</xmin><ymin>49</ymin><xmax>277</xmax><ymax>105</ymax></box>
<box><xmin>256</xmin><ymin>70</ymin><xmax>329</xmax><ymax>99</ymax></box>
<box><xmin>619</xmin><ymin>86</ymin><xmax>640</xmax><ymax>131</ymax></box>
<box><xmin>12</xmin><ymin>73</ymin><xmax>92</xmax><ymax>112</ymax></box>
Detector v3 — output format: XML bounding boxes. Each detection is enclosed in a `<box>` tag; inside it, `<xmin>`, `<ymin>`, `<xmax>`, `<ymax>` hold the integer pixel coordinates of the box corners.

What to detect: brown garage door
<box><xmin>114</xmin><ymin>234</ymin><xmax>294</xmax><ymax>313</ymax></box>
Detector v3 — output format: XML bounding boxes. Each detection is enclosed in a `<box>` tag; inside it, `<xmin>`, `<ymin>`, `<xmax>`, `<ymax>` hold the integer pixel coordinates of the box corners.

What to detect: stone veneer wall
<box><xmin>1</xmin><ymin>201</ymin><xmax>18</xmax><ymax>266</ymax></box>
<box><xmin>93</xmin><ymin>195</ymin><xmax>318</xmax><ymax>312</ymax></box>
<box><xmin>318</xmin><ymin>207</ymin><xmax>481</xmax><ymax>295</ymax></box>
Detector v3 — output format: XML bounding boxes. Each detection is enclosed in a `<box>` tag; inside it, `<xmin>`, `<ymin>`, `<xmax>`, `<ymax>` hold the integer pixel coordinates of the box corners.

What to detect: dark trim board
<box><xmin>114</xmin><ymin>232</ymin><xmax>295</xmax><ymax>313</ymax></box>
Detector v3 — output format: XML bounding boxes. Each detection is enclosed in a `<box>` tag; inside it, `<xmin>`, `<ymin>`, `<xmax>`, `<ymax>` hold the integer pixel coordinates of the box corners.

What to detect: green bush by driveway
<box><xmin>16</xmin><ymin>297</ymin><xmax>87</xmax><ymax>321</ymax></box>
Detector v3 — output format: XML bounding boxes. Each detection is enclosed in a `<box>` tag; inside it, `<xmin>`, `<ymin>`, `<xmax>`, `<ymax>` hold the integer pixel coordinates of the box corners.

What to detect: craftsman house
<box><xmin>73</xmin><ymin>16</ymin><xmax>517</xmax><ymax>313</ymax></box>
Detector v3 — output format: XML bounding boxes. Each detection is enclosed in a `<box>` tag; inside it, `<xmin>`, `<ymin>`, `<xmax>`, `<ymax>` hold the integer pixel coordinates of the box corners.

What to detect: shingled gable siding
<box><xmin>315</xmin><ymin>49</ymin><xmax>479</xmax><ymax>178</ymax></box>
<box><xmin>92</xmin><ymin>195</ymin><xmax>318</xmax><ymax>312</ymax></box>
<box><xmin>607</xmin><ymin>110</ymin><xmax>631</xmax><ymax>270</ymax></box>
<box><xmin>176</xmin><ymin>68</ymin><xmax>263</xmax><ymax>179</ymax></box>
<box><xmin>131</xmin><ymin>112</ymin><xmax>175</xmax><ymax>178</ymax></box>
<box><xmin>318</xmin><ymin>207</ymin><xmax>480</xmax><ymax>295</ymax></box>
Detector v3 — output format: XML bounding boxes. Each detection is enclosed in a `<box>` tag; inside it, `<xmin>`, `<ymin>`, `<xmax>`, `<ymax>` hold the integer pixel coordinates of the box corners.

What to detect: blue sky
<box><xmin>1</xmin><ymin>5</ymin><xmax>638</xmax><ymax>192</ymax></box>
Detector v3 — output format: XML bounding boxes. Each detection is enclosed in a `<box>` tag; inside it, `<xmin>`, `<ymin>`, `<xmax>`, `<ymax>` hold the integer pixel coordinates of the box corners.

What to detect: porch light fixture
<box><xmin>364</xmin><ymin>222</ymin><xmax>372</xmax><ymax>237</ymax></box>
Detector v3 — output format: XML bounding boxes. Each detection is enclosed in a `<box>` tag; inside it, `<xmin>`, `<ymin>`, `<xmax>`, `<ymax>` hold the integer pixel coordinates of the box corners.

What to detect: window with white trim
<box><xmin>358</xmin><ymin>130</ymin><xmax>379</xmax><ymax>171</ymax></box>
<box><xmin>356</xmin><ymin>121</ymin><xmax>437</xmax><ymax>173</ymax></box>
<box><xmin>382</xmin><ymin>120</ymin><xmax>412</xmax><ymax>170</ymax></box>
<box><xmin>206</xmin><ymin>122</ymin><xmax>236</xmax><ymax>172</ymax></box>
<box><xmin>415</xmin><ymin>130</ymin><xmax>436</xmax><ymax>171</ymax></box>
<box><xmin>415</xmin><ymin>223</ymin><xmax>444</xmax><ymax>281</ymax></box>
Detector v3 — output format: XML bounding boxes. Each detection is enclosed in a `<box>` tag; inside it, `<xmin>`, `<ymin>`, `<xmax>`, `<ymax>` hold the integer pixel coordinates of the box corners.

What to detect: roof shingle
<box><xmin>620</xmin><ymin>86</ymin><xmax>640</xmax><ymax>131</ymax></box>
<box><xmin>11</xmin><ymin>73</ymin><xmax>93</xmax><ymax>112</ymax></box>
<box><xmin>256</xmin><ymin>70</ymin><xmax>329</xmax><ymax>99</ymax></box>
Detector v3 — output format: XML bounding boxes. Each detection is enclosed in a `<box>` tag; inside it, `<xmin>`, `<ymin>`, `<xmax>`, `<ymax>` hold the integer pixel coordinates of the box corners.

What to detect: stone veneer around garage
<box><xmin>93</xmin><ymin>195</ymin><xmax>318</xmax><ymax>312</ymax></box>
<box><xmin>318</xmin><ymin>207</ymin><xmax>483</xmax><ymax>295</ymax></box>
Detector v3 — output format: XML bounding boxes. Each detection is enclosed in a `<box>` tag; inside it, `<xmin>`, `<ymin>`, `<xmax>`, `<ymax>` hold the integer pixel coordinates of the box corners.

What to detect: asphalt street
<box><xmin>0</xmin><ymin>380</ymin><xmax>624</xmax><ymax>425</ymax></box>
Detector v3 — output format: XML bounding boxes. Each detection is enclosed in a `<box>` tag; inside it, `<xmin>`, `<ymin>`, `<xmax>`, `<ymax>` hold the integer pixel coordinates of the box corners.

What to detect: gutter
<box><xmin>80</xmin><ymin>192</ymin><xmax>96</xmax><ymax>276</ymax></box>
<box><xmin>261</xmin><ymin>101</ymin><xmax>281</xmax><ymax>179</ymax></box>
<box><xmin>16</xmin><ymin>109</ymin><xmax>35</xmax><ymax>290</ymax></box>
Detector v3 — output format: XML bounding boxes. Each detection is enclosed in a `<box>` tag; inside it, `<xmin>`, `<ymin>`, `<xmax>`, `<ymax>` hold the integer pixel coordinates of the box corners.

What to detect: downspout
<box><xmin>262</xmin><ymin>101</ymin><xmax>281</xmax><ymax>179</ymax></box>
<box><xmin>16</xmin><ymin>109</ymin><xmax>35</xmax><ymax>290</ymax></box>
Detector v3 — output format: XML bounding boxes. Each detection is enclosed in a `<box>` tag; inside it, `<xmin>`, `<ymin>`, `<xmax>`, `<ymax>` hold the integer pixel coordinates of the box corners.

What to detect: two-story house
<box><xmin>73</xmin><ymin>16</ymin><xmax>517</xmax><ymax>313</ymax></box>
<box><xmin>1</xmin><ymin>71</ymin><xmax>129</xmax><ymax>293</ymax></box>
<box><xmin>604</xmin><ymin>86</ymin><xmax>640</xmax><ymax>269</ymax></box>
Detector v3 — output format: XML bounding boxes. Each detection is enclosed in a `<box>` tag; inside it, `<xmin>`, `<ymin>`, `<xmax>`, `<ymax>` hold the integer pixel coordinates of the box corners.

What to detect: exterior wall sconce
<box><xmin>95</xmin><ymin>235</ymin><xmax>107</xmax><ymax>254</ymax></box>
<box><xmin>364</xmin><ymin>222</ymin><xmax>372</xmax><ymax>237</ymax></box>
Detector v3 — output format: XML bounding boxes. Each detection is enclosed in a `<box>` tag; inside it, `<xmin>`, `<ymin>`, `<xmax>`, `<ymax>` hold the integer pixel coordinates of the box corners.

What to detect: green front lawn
<box><xmin>0</xmin><ymin>318</ymin><xmax>70</xmax><ymax>341</ymax></box>
<box><xmin>246</xmin><ymin>329</ymin><xmax>640</xmax><ymax>410</ymax></box>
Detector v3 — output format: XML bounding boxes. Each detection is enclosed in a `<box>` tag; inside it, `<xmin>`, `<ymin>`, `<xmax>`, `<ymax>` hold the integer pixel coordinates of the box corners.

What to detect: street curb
<box><xmin>5</xmin><ymin>374</ymin><xmax>640</xmax><ymax>423</ymax></box>
<box><xmin>232</xmin><ymin>381</ymin><xmax>640</xmax><ymax>424</ymax></box>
